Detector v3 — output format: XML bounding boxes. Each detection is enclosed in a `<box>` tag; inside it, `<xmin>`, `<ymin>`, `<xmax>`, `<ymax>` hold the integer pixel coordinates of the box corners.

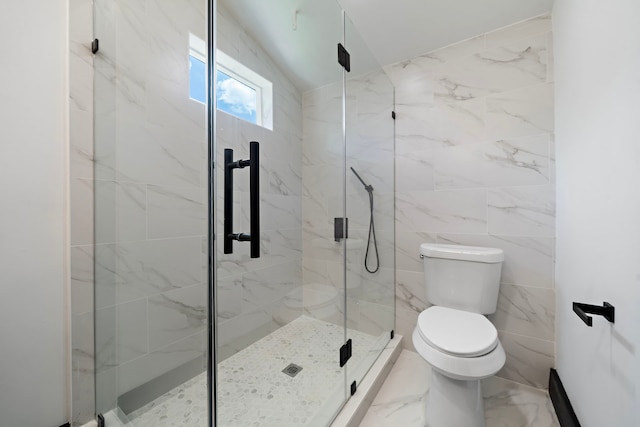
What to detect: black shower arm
<box><xmin>350</xmin><ymin>167</ymin><xmax>374</xmax><ymax>193</ymax></box>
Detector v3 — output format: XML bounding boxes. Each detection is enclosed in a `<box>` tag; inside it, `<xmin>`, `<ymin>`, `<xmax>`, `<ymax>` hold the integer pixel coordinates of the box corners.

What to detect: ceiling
<box><xmin>219</xmin><ymin>0</ymin><xmax>554</xmax><ymax>91</ymax></box>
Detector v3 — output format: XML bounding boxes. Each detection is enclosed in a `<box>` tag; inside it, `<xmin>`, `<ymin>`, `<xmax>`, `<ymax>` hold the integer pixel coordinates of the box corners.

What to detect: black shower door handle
<box><xmin>223</xmin><ymin>141</ymin><xmax>260</xmax><ymax>258</ymax></box>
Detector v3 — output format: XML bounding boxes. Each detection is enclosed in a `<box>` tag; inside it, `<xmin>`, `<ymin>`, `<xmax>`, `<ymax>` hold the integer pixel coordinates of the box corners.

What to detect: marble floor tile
<box><xmin>359</xmin><ymin>350</ymin><xmax>559</xmax><ymax>427</ymax></box>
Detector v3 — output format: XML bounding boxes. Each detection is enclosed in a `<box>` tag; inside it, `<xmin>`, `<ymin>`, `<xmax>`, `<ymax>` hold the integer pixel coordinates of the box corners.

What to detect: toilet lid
<box><xmin>417</xmin><ymin>306</ymin><xmax>498</xmax><ymax>357</ymax></box>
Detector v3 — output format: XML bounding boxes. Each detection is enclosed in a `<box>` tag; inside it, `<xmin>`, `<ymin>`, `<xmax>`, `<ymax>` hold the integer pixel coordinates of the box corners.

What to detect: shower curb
<box><xmin>331</xmin><ymin>335</ymin><xmax>403</xmax><ymax>427</ymax></box>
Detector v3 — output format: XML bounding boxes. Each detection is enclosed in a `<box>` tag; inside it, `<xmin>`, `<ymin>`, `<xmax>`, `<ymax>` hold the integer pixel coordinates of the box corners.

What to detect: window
<box><xmin>189</xmin><ymin>35</ymin><xmax>273</xmax><ymax>130</ymax></box>
<box><xmin>189</xmin><ymin>55</ymin><xmax>207</xmax><ymax>103</ymax></box>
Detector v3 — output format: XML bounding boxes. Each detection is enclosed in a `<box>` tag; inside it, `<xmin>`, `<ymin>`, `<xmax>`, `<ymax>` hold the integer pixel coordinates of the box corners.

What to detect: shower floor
<box><xmin>123</xmin><ymin>316</ymin><xmax>381</xmax><ymax>427</ymax></box>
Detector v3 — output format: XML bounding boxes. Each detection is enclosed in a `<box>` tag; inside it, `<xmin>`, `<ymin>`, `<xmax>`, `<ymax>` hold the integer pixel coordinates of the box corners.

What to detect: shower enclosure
<box><xmin>93</xmin><ymin>0</ymin><xmax>395</xmax><ymax>425</ymax></box>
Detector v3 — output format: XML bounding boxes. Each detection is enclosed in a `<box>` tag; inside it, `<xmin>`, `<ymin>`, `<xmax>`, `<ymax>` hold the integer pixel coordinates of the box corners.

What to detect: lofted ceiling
<box><xmin>219</xmin><ymin>0</ymin><xmax>554</xmax><ymax>92</ymax></box>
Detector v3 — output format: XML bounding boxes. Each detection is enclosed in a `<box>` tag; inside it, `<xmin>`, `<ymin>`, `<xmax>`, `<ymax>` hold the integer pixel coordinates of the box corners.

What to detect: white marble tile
<box><xmin>431</xmin><ymin>35</ymin><xmax>548</xmax><ymax>103</ymax></box>
<box><xmin>486</xmin><ymin>83</ymin><xmax>554</xmax><ymax>140</ymax></box>
<box><xmin>483</xmin><ymin>376</ymin><xmax>559</xmax><ymax>427</ymax></box>
<box><xmin>395</xmin><ymin>149</ymin><xmax>435</xmax><ymax>192</ymax></box>
<box><xmin>262</xmin><ymin>194</ymin><xmax>301</xmax><ymax>231</ymax></box>
<box><xmin>116</xmin><ymin>298</ymin><xmax>148</xmax><ymax>364</ymax></box>
<box><xmin>71</xmin><ymin>311</ymin><xmax>95</xmax><ymax>417</ymax></box>
<box><xmin>436</xmin><ymin>234</ymin><xmax>554</xmax><ymax>288</ymax></box>
<box><xmin>69</xmin><ymin>52</ymin><xmax>94</xmax><ymax>180</ymax></box>
<box><xmin>436</xmin><ymin>135</ymin><xmax>551</xmax><ymax>190</ymax></box>
<box><xmin>395</xmin><ymin>270</ymin><xmax>429</xmax><ymax>352</ymax></box>
<box><xmin>395</xmin><ymin>104</ymin><xmax>443</xmax><ymax>151</ymax></box>
<box><xmin>70</xmin><ymin>178</ymin><xmax>94</xmax><ymax>246</ymax></box>
<box><xmin>432</xmin><ymin>97</ymin><xmax>487</xmax><ymax>146</ymax></box>
<box><xmin>422</xmin><ymin>35</ymin><xmax>486</xmax><ymax>65</ymax></box>
<box><xmin>498</xmin><ymin>332</ymin><xmax>555</xmax><ymax>389</ymax></box>
<box><xmin>70</xmin><ymin>100</ymin><xmax>94</xmax><ymax>179</ymax></box>
<box><xmin>148</xmin><ymin>284</ymin><xmax>207</xmax><ymax>352</ymax></box>
<box><xmin>395</xmin><ymin>231</ymin><xmax>437</xmax><ymax>273</ymax></box>
<box><xmin>267</xmin><ymin>158</ymin><xmax>303</xmax><ymax>196</ymax></box>
<box><xmin>95</xmin><ymin>237</ymin><xmax>203</xmax><ymax>307</ymax></box>
<box><xmin>434</xmin><ymin>143</ymin><xmax>485</xmax><ymax>189</ymax></box>
<box><xmin>69</xmin><ymin>0</ymin><xmax>94</xmax><ymax>64</ymax></box>
<box><xmin>359</xmin><ymin>350</ymin><xmax>430</xmax><ymax>427</ymax></box>
<box><xmin>117</xmin><ymin>333</ymin><xmax>204</xmax><ymax>395</ymax></box>
<box><xmin>385</xmin><ymin>61</ymin><xmax>436</xmax><ymax>107</ymax></box>
<box><xmin>396</xmin><ymin>189</ymin><xmax>488</xmax><ymax>234</ymax></box>
<box><xmin>488</xmin><ymin>186</ymin><xmax>555</xmax><ymax>236</ymax></box>
<box><xmin>95</xmin><ymin>306</ymin><xmax>116</xmax><ymax>373</ymax></box>
<box><xmin>241</xmin><ymin>261</ymin><xmax>302</xmax><ymax>311</ymax></box>
<box><xmin>94</xmin><ymin>180</ymin><xmax>147</xmax><ymax>244</ymax></box>
<box><xmin>147</xmin><ymin>184</ymin><xmax>206</xmax><ymax>239</ymax></box>
<box><xmin>216</xmin><ymin>273</ymin><xmax>243</xmax><ymax>321</ymax></box>
<box><xmin>485</xmin><ymin>14</ymin><xmax>552</xmax><ymax>49</ymax></box>
<box><xmin>359</xmin><ymin>350</ymin><xmax>560</xmax><ymax>427</ymax></box>
<box><xmin>71</xmin><ymin>245</ymin><xmax>94</xmax><ymax>316</ymax></box>
<box><xmin>490</xmin><ymin>284</ymin><xmax>556</xmax><ymax>340</ymax></box>
<box><xmin>482</xmin><ymin>134</ymin><xmax>552</xmax><ymax>187</ymax></box>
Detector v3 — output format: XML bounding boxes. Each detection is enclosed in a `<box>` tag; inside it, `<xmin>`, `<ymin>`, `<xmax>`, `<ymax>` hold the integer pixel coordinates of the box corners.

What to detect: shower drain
<box><xmin>282</xmin><ymin>363</ymin><xmax>303</xmax><ymax>377</ymax></box>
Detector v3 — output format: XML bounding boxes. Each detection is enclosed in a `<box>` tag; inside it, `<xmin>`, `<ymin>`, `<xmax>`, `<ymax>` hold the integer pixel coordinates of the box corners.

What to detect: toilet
<box><xmin>413</xmin><ymin>243</ymin><xmax>505</xmax><ymax>427</ymax></box>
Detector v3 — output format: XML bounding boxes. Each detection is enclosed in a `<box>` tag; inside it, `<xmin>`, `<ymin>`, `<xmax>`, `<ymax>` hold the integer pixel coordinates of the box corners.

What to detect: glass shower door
<box><xmin>214</xmin><ymin>1</ymin><xmax>349</xmax><ymax>425</ymax></box>
<box><xmin>93</xmin><ymin>0</ymin><xmax>211</xmax><ymax>425</ymax></box>
<box><xmin>344</xmin><ymin>14</ymin><xmax>396</xmax><ymax>390</ymax></box>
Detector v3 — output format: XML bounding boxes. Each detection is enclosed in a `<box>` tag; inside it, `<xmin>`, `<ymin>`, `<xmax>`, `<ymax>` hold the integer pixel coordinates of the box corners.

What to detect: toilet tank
<box><xmin>420</xmin><ymin>244</ymin><xmax>504</xmax><ymax>315</ymax></box>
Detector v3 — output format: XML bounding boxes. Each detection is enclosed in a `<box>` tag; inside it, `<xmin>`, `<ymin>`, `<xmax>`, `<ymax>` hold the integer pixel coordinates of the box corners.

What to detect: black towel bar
<box><xmin>572</xmin><ymin>301</ymin><xmax>615</xmax><ymax>327</ymax></box>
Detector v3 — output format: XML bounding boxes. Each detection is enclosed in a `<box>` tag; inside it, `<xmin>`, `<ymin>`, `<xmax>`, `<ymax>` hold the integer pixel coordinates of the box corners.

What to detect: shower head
<box><xmin>350</xmin><ymin>167</ymin><xmax>374</xmax><ymax>193</ymax></box>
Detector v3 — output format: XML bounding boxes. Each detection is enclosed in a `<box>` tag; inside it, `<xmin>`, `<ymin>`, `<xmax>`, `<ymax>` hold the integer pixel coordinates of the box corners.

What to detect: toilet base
<box><xmin>425</xmin><ymin>368</ymin><xmax>485</xmax><ymax>427</ymax></box>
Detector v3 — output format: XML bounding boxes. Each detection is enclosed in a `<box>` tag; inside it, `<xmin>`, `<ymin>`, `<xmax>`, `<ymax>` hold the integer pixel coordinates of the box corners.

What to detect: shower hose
<box><xmin>364</xmin><ymin>188</ymin><xmax>380</xmax><ymax>274</ymax></box>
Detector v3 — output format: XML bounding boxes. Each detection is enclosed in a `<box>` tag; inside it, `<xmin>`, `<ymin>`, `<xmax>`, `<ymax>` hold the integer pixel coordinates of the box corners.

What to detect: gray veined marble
<box><xmin>359</xmin><ymin>350</ymin><xmax>559</xmax><ymax>427</ymax></box>
<box><xmin>488</xmin><ymin>185</ymin><xmax>556</xmax><ymax>237</ymax></box>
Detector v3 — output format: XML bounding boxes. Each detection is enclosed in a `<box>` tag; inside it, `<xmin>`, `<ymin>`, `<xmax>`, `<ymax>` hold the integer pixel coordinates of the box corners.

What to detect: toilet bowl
<box><xmin>415</xmin><ymin>244</ymin><xmax>505</xmax><ymax>427</ymax></box>
<box><xmin>412</xmin><ymin>307</ymin><xmax>506</xmax><ymax>427</ymax></box>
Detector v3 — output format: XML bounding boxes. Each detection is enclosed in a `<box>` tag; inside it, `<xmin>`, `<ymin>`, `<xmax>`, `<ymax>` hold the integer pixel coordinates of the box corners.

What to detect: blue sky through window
<box><xmin>189</xmin><ymin>55</ymin><xmax>259</xmax><ymax>125</ymax></box>
<box><xmin>189</xmin><ymin>55</ymin><xmax>206</xmax><ymax>103</ymax></box>
<box><xmin>216</xmin><ymin>71</ymin><xmax>257</xmax><ymax>124</ymax></box>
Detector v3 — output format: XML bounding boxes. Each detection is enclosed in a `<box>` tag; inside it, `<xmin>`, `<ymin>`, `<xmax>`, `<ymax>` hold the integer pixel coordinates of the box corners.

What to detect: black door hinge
<box><xmin>91</xmin><ymin>39</ymin><xmax>99</xmax><ymax>54</ymax></box>
<box><xmin>338</xmin><ymin>43</ymin><xmax>351</xmax><ymax>72</ymax></box>
<box><xmin>350</xmin><ymin>381</ymin><xmax>357</xmax><ymax>395</ymax></box>
<box><xmin>339</xmin><ymin>339</ymin><xmax>352</xmax><ymax>367</ymax></box>
<box><xmin>391</xmin><ymin>111</ymin><xmax>396</xmax><ymax>120</ymax></box>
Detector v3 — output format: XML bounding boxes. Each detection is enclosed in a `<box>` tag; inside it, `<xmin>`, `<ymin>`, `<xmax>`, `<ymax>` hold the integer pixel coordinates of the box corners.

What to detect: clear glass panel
<box><xmin>93</xmin><ymin>0</ymin><xmax>210</xmax><ymax>425</ymax></box>
<box><xmin>215</xmin><ymin>0</ymin><xmax>347</xmax><ymax>425</ymax></box>
<box><xmin>344</xmin><ymin>14</ymin><xmax>396</xmax><ymax>389</ymax></box>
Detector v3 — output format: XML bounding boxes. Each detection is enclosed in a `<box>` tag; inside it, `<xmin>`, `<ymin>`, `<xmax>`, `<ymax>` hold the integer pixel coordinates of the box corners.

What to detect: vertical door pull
<box><xmin>223</xmin><ymin>142</ymin><xmax>260</xmax><ymax>258</ymax></box>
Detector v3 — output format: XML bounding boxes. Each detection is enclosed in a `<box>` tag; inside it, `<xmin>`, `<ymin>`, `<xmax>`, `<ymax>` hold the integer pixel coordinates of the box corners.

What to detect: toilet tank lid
<box><xmin>420</xmin><ymin>243</ymin><xmax>504</xmax><ymax>263</ymax></box>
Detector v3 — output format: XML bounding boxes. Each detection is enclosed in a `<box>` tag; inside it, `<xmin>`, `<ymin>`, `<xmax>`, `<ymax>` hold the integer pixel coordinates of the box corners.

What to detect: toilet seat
<box><xmin>417</xmin><ymin>306</ymin><xmax>498</xmax><ymax>357</ymax></box>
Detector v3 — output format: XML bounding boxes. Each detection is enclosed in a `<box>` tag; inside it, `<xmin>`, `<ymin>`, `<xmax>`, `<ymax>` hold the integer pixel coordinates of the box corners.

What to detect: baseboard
<box><xmin>79</xmin><ymin>421</ymin><xmax>98</xmax><ymax>427</ymax></box>
<box><xmin>549</xmin><ymin>369</ymin><xmax>582</xmax><ymax>427</ymax></box>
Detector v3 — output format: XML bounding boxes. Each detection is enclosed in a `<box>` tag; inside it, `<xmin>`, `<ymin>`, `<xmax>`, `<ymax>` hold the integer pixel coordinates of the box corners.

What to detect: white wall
<box><xmin>0</xmin><ymin>1</ymin><xmax>69</xmax><ymax>426</ymax></box>
<box><xmin>554</xmin><ymin>0</ymin><xmax>640</xmax><ymax>425</ymax></box>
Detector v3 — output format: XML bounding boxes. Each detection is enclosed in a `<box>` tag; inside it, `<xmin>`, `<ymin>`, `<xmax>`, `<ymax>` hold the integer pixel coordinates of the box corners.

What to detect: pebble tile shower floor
<box><xmin>121</xmin><ymin>316</ymin><xmax>379</xmax><ymax>427</ymax></box>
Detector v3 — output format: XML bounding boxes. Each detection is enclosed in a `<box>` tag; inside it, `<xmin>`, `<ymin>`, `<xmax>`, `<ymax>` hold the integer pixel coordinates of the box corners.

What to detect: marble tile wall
<box><xmin>69</xmin><ymin>0</ymin><xmax>96</xmax><ymax>424</ymax></box>
<box><xmin>89</xmin><ymin>0</ymin><xmax>210</xmax><ymax>416</ymax></box>
<box><xmin>214</xmin><ymin>4</ymin><xmax>304</xmax><ymax>359</ymax></box>
<box><xmin>301</xmin><ymin>68</ymin><xmax>395</xmax><ymax>338</ymax></box>
<box><xmin>385</xmin><ymin>14</ymin><xmax>555</xmax><ymax>389</ymax></box>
